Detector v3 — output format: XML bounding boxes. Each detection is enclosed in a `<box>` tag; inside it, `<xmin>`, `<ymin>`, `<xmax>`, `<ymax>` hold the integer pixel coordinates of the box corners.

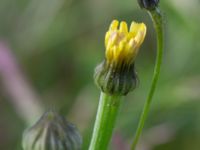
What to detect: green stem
<box><xmin>131</xmin><ymin>7</ymin><xmax>163</xmax><ymax>150</ymax></box>
<box><xmin>89</xmin><ymin>92</ymin><xmax>122</xmax><ymax>150</ymax></box>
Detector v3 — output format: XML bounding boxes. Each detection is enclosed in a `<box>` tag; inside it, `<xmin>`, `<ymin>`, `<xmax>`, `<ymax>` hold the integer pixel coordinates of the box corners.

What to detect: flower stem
<box><xmin>89</xmin><ymin>92</ymin><xmax>122</xmax><ymax>150</ymax></box>
<box><xmin>131</xmin><ymin>7</ymin><xmax>163</xmax><ymax>150</ymax></box>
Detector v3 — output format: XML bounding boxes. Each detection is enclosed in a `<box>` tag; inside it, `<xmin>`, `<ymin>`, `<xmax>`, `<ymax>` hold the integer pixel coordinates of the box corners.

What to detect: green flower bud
<box><xmin>22</xmin><ymin>110</ymin><xmax>82</xmax><ymax>150</ymax></box>
<box><xmin>137</xmin><ymin>0</ymin><xmax>159</xmax><ymax>10</ymax></box>
<box><xmin>94</xmin><ymin>60</ymin><xmax>138</xmax><ymax>95</ymax></box>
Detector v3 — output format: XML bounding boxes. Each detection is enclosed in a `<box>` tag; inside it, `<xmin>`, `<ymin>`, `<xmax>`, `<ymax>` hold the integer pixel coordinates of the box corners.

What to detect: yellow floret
<box><xmin>105</xmin><ymin>20</ymin><xmax>146</xmax><ymax>66</ymax></box>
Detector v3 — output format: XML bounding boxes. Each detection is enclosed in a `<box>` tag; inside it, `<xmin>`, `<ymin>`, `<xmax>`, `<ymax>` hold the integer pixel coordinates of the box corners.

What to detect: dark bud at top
<box><xmin>137</xmin><ymin>0</ymin><xmax>159</xmax><ymax>10</ymax></box>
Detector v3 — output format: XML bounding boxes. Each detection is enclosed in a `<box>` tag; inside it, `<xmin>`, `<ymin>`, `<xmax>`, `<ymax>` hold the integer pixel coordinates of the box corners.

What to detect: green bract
<box><xmin>94</xmin><ymin>61</ymin><xmax>138</xmax><ymax>95</ymax></box>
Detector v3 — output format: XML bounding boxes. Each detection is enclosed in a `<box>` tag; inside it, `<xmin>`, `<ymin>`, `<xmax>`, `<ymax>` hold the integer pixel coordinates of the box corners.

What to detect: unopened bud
<box><xmin>137</xmin><ymin>0</ymin><xmax>159</xmax><ymax>10</ymax></box>
<box><xmin>22</xmin><ymin>110</ymin><xmax>82</xmax><ymax>150</ymax></box>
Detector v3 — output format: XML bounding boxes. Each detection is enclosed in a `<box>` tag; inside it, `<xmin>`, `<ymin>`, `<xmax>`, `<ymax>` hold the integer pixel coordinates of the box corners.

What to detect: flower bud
<box><xmin>94</xmin><ymin>20</ymin><xmax>146</xmax><ymax>95</ymax></box>
<box><xmin>22</xmin><ymin>110</ymin><xmax>82</xmax><ymax>150</ymax></box>
<box><xmin>137</xmin><ymin>0</ymin><xmax>159</xmax><ymax>10</ymax></box>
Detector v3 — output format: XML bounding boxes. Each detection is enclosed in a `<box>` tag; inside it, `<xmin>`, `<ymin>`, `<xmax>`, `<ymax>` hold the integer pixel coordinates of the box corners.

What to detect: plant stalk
<box><xmin>89</xmin><ymin>92</ymin><xmax>122</xmax><ymax>150</ymax></box>
<box><xmin>131</xmin><ymin>7</ymin><xmax>163</xmax><ymax>150</ymax></box>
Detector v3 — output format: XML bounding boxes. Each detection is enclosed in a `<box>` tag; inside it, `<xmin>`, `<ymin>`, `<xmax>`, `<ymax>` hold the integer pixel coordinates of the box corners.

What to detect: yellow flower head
<box><xmin>105</xmin><ymin>20</ymin><xmax>146</xmax><ymax>66</ymax></box>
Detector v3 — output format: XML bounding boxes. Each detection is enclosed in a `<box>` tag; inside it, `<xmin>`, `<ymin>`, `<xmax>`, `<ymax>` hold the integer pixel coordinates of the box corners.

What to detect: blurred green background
<box><xmin>0</xmin><ymin>0</ymin><xmax>200</xmax><ymax>150</ymax></box>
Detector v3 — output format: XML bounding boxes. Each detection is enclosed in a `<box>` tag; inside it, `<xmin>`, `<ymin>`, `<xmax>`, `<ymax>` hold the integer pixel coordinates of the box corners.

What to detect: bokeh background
<box><xmin>0</xmin><ymin>0</ymin><xmax>200</xmax><ymax>150</ymax></box>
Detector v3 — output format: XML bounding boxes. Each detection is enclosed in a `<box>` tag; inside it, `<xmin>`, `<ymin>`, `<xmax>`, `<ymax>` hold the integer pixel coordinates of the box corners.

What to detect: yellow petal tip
<box><xmin>119</xmin><ymin>21</ymin><xmax>128</xmax><ymax>33</ymax></box>
<box><xmin>109</xmin><ymin>20</ymin><xmax>119</xmax><ymax>30</ymax></box>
